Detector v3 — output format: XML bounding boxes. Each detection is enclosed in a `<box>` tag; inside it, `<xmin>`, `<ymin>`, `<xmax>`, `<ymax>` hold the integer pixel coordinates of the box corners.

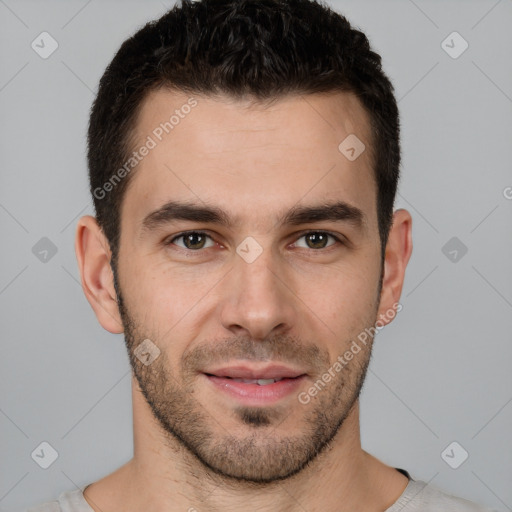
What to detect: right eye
<box><xmin>167</xmin><ymin>231</ymin><xmax>216</xmax><ymax>251</ymax></box>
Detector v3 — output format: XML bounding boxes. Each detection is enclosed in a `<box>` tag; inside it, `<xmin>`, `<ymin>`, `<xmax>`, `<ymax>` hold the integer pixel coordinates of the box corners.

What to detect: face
<box><xmin>114</xmin><ymin>89</ymin><xmax>384</xmax><ymax>482</ymax></box>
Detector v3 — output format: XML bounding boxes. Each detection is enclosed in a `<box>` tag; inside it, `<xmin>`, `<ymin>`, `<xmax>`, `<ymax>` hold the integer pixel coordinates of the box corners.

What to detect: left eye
<box><xmin>168</xmin><ymin>231</ymin><xmax>339</xmax><ymax>251</ymax></box>
<box><xmin>293</xmin><ymin>231</ymin><xmax>339</xmax><ymax>250</ymax></box>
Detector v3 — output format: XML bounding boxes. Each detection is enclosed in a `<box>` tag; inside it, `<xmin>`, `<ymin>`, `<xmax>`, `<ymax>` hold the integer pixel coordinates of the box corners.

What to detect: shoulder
<box><xmin>388</xmin><ymin>479</ymin><xmax>497</xmax><ymax>512</ymax></box>
<box><xmin>24</xmin><ymin>489</ymin><xmax>93</xmax><ymax>512</ymax></box>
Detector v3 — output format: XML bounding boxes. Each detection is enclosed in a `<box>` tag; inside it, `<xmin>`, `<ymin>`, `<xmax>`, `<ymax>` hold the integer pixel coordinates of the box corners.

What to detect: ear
<box><xmin>376</xmin><ymin>209</ymin><xmax>413</xmax><ymax>325</ymax></box>
<box><xmin>75</xmin><ymin>215</ymin><xmax>124</xmax><ymax>334</ymax></box>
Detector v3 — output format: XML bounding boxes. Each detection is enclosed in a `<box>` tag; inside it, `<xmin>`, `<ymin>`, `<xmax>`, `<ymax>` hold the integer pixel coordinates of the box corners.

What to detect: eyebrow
<box><xmin>140</xmin><ymin>199</ymin><xmax>366</xmax><ymax>235</ymax></box>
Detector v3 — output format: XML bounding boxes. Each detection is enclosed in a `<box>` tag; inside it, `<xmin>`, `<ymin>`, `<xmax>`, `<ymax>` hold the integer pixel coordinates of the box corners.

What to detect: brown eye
<box><xmin>170</xmin><ymin>231</ymin><xmax>214</xmax><ymax>250</ymax></box>
<box><xmin>294</xmin><ymin>231</ymin><xmax>339</xmax><ymax>250</ymax></box>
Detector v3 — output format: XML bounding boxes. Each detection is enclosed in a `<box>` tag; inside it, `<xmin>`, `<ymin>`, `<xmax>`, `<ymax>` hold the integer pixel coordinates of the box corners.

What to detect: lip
<box><xmin>204</xmin><ymin>374</ymin><xmax>307</xmax><ymax>405</ymax></box>
<box><xmin>202</xmin><ymin>364</ymin><xmax>307</xmax><ymax>405</ymax></box>
<box><xmin>203</xmin><ymin>364</ymin><xmax>305</xmax><ymax>380</ymax></box>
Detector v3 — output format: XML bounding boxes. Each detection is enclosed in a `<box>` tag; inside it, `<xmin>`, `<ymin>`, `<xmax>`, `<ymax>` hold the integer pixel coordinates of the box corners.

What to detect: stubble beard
<box><xmin>114</xmin><ymin>272</ymin><xmax>378</xmax><ymax>484</ymax></box>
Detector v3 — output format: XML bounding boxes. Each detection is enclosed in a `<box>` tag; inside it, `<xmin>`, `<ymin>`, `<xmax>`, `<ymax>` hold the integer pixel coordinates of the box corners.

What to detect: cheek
<box><xmin>122</xmin><ymin>259</ymin><xmax>215</xmax><ymax>341</ymax></box>
<box><xmin>291</xmin><ymin>260</ymin><xmax>380</xmax><ymax>336</ymax></box>
<box><xmin>116</xmin><ymin>255</ymin><xmax>171</xmax><ymax>330</ymax></box>
<box><xmin>119</xmin><ymin>236</ymin><xmax>381</xmax><ymax>341</ymax></box>
<box><xmin>308</xmin><ymin>283</ymin><xmax>374</xmax><ymax>335</ymax></box>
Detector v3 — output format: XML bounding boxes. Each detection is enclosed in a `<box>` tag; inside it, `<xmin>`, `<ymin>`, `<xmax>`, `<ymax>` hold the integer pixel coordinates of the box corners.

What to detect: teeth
<box><xmin>230</xmin><ymin>378</ymin><xmax>283</xmax><ymax>385</ymax></box>
<box><xmin>257</xmin><ymin>378</ymin><xmax>277</xmax><ymax>385</ymax></box>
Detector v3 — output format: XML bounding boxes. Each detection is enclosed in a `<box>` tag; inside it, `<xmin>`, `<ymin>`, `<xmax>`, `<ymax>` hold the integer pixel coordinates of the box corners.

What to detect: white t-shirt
<box><xmin>24</xmin><ymin>470</ymin><xmax>497</xmax><ymax>512</ymax></box>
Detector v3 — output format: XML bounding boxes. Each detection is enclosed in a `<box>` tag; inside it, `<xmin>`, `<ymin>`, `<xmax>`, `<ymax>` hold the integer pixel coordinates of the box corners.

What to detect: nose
<box><xmin>219</xmin><ymin>244</ymin><xmax>297</xmax><ymax>341</ymax></box>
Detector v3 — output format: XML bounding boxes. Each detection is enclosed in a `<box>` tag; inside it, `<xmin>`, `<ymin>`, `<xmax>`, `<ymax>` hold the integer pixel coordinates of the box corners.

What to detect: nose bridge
<box><xmin>238</xmin><ymin>243</ymin><xmax>280</xmax><ymax>294</ymax></box>
<box><xmin>219</xmin><ymin>238</ymin><xmax>296</xmax><ymax>339</ymax></box>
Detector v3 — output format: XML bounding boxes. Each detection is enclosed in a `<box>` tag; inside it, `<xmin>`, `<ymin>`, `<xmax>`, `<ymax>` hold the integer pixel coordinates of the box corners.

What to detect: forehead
<box><xmin>121</xmin><ymin>88</ymin><xmax>377</xmax><ymax>233</ymax></box>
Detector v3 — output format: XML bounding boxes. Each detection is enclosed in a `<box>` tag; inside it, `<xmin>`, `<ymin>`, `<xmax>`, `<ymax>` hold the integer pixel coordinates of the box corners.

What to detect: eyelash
<box><xmin>166</xmin><ymin>230</ymin><xmax>344</xmax><ymax>253</ymax></box>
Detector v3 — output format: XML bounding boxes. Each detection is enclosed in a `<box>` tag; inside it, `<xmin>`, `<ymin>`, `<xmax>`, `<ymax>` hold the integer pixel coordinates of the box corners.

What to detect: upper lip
<box><xmin>204</xmin><ymin>364</ymin><xmax>306</xmax><ymax>380</ymax></box>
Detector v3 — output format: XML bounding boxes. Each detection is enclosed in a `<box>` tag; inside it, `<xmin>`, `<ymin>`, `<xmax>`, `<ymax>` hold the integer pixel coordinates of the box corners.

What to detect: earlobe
<box><xmin>75</xmin><ymin>215</ymin><xmax>124</xmax><ymax>334</ymax></box>
<box><xmin>376</xmin><ymin>209</ymin><xmax>413</xmax><ymax>324</ymax></box>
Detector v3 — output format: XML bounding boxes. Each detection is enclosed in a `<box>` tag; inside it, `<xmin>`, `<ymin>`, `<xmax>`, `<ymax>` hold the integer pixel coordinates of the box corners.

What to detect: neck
<box><xmin>83</xmin><ymin>383</ymin><xmax>408</xmax><ymax>512</ymax></box>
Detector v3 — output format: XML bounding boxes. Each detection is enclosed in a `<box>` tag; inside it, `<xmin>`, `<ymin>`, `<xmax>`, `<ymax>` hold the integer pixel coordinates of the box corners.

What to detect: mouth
<box><xmin>202</xmin><ymin>364</ymin><xmax>307</xmax><ymax>404</ymax></box>
<box><xmin>203</xmin><ymin>363</ymin><xmax>305</xmax><ymax>380</ymax></box>
<box><xmin>208</xmin><ymin>376</ymin><xmax>290</xmax><ymax>385</ymax></box>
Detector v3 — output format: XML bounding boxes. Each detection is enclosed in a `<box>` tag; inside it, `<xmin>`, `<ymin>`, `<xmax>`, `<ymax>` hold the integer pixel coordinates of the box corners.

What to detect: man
<box><xmin>27</xmin><ymin>0</ymin><xmax>495</xmax><ymax>510</ymax></box>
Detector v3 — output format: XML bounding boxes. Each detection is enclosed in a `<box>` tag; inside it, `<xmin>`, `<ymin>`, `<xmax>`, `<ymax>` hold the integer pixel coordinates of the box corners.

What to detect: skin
<box><xmin>75</xmin><ymin>89</ymin><xmax>413</xmax><ymax>512</ymax></box>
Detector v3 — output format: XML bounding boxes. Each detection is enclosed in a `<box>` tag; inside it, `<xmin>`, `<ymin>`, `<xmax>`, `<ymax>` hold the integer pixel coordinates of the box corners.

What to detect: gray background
<box><xmin>1</xmin><ymin>0</ymin><xmax>511</xmax><ymax>510</ymax></box>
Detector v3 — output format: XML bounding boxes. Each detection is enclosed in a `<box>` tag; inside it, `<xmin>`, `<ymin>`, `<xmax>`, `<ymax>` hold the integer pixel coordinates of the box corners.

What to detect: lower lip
<box><xmin>204</xmin><ymin>374</ymin><xmax>307</xmax><ymax>405</ymax></box>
